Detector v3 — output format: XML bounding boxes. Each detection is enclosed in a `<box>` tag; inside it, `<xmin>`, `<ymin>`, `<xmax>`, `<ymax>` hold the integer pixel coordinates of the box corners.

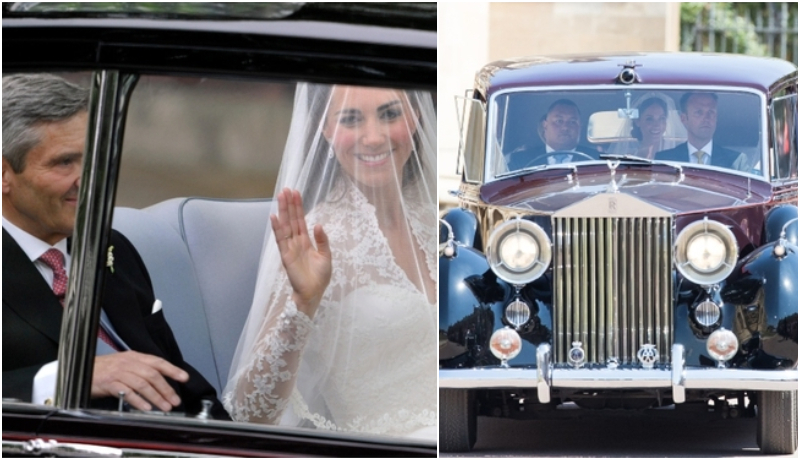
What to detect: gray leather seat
<box><xmin>113</xmin><ymin>197</ymin><xmax>271</xmax><ymax>395</ymax></box>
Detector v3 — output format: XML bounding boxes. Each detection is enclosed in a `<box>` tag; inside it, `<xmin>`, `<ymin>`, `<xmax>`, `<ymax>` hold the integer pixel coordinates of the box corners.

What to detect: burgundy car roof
<box><xmin>478</xmin><ymin>52</ymin><xmax>797</xmax><ymax>99</ymax></box>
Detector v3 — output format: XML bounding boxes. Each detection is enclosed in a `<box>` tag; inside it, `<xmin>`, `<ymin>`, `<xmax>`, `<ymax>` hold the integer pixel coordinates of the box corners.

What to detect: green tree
<box><xmin>681</xmin><ymin>2</ymin><xmax>769</xmax><ymax>57</ymax></box>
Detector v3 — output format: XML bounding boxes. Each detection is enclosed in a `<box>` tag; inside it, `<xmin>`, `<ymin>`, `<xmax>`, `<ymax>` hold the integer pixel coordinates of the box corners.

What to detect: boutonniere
<box><xmin>106</xmin><ymin>245</ymin><xmax>115</xmax><ymax>274</ymax></box>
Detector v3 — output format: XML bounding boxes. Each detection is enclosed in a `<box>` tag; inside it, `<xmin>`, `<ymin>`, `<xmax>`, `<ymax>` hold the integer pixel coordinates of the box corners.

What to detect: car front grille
<box><xmin>551</xmin><ymin>216</ymin><xmax>674</xmax><ymax>365</ymax></box>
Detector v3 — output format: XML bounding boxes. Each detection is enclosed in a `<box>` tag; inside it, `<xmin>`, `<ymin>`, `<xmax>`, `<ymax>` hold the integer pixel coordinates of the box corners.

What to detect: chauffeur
<box><xmin>2</xmin><ymin>73</ymin><xmax>228</xmax><ymax>418</ymax></box>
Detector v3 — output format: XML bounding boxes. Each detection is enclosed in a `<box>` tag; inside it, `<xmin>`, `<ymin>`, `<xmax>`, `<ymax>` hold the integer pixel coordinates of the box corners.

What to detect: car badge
<box><xmin>568</xmin><ymin>341</ymin><xmax>585</xmax><ymax>368</ymax></box>
<box><xmin>606</xmin><ymin>357</ymin><xmax>619</xmax><ymax>370</ymax></box>
<box><xmin>637</xmin><ymin>344</ymin><xmax>659</xmax><ymax>370</ymax></box>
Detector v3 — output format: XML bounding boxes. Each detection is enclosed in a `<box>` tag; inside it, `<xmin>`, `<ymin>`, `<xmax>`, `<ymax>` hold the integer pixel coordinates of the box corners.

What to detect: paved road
<box><xmin>441</xmin><ymin>409</ymin><xmax>797</xmax><ymax>458</ymax></box>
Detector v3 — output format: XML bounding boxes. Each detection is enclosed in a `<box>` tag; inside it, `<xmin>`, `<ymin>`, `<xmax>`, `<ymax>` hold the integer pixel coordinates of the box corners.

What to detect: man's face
<box><xmin>542</xmin><ymin>103</ymin><xmax>581</xmax><ymax>151</ymax></box>
<box><xmin>2</xmin><ymin>112</ymin><xmax>87</xmax><ymax>245</ymax></box>
<box><xmin>680</xmin><ymin>94</ymin><xmax>717</xmax><ymax>147</ymax></box>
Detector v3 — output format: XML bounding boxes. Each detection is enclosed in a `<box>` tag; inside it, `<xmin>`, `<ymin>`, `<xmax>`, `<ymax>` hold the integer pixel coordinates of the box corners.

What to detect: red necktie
<box><xmin>39</xmin><ymin>248</ymin><xmax>119</xmax><ymax>350</ymax></box>
<box><xmin>39</xmin><ymin>249</ymin><xmax>67</xmax><ymax>304</ymax></box>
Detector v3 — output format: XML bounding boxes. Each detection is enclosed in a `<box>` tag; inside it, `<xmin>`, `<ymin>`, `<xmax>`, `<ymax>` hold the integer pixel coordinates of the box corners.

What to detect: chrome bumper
<box><xmin>439</xmin><ymin>344</ymin><xmax>798</xmax><ymax>404</ymax></box>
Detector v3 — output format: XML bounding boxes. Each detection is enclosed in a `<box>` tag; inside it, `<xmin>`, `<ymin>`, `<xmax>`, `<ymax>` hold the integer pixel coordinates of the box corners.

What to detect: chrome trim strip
<box><xmin>580</xmin><ymin>217</ymin><xmax>588</xmax><ymax>348</ymax></box>
<box><xmin>551</xmin><ymin>368</ymin><xmax>669</xmax><ymax>388</ymax></box>
<box><xmin>439</xmin><ymin>367</ymin><xmax>798</xmax><ymax>392</ymax></box>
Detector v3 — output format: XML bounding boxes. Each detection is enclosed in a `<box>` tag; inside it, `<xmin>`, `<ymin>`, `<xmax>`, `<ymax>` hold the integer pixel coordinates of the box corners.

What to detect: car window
<box><xmin>770</xmin><ymin>94</ymin><xmax>798</xmax><ymax>181</ymax></box>
<box><xmin>119</xmin><ymin>76</ymin><xmax>293</xmax><ymax>207</ymax></box>
<box><xmin>489</xmin><ymin>89</ymin><xmax>764</xmax><ymax>179</ymax></box>
<box><xmin>3</xmin><ymin>71</ymin><xmax>438</xmax><ymax>445</ymax></box>
<box><xmin>119</xmin><ymin>74</ymin><xmax>438</xmax><ymax>441</ymax></box>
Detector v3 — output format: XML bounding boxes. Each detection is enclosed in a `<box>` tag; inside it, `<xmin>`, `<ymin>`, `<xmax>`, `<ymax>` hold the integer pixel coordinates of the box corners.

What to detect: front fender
<box><xmin>441</xmin><ymin>207</ymin><xmax>481</xmax><ymax>249</ymax></box>
<box><xmin>721</xmin><ymin>241</ymin><xmax>798</xmax><ymax>369</ymax></box>
<box><xmin>439</xmin><ymin>245</ymin><xmax>508</xmax><ymax>367</ymax></box>
<box><xmin>764</xmin><ymin>204</ymin><xmax>798</xmax><ymax>245</ymax></box>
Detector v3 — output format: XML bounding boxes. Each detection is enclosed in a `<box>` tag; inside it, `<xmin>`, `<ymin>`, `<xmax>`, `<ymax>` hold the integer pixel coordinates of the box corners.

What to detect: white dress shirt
<box><xmin>2</xmin><ymin>216</ymin><xmax>71</xmax><ymax>285</ymax></box>
<box><xmin>545</xmin><ymin>144</ymin><xmax>575</xmax><ymax>164</ymax></box>
<box><xmin>687</xmin><ymin>141</ymin><xmax>713</xmax><ymax>165</ymax></box>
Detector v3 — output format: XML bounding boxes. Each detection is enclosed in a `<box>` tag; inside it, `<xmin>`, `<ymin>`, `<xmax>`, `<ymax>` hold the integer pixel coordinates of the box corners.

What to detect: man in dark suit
<box><xmin>655</xmin><ymin>92</ymin><xmax>747</xmax><ymax>170</ymax></box>
<box><xmin>2</xmin><ymin>74</ymin><xmax>227</xmax><ymax>418</ymax></box>
<box><xmin>506</xmin><ymin>99</ymin><xmax>601</xmax><ymax>171</ymax></box>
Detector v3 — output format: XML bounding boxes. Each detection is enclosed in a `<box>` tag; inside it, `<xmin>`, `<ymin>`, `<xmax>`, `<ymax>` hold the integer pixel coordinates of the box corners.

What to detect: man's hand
<box><xmin>92</xmin><ymin>351</ymin><xmax>189</xmax><ymax>412</ymax></box>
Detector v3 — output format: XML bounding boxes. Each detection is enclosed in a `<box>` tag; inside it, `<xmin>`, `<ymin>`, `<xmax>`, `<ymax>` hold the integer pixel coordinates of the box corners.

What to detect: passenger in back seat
<box><xmin>224</xmin><ymin>83</ymin><xmax>438</xmax><ymax>439</ymax></box>
<box><xmin>2</xmin><ymin>73</ymin><xmax>228</xmax><ymax>419</ymax></box>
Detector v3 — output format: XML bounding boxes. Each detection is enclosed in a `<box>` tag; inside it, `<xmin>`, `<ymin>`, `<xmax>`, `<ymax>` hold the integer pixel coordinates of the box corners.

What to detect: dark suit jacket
<box><xmin>2</xmin><ymin>228</ymin><xmax>229</xmax><ymax>419</ymax></box>
<box><xmin>506</xmin><ymin>143</ymin><xmax>602</xmax><ymax>171</ymax></box>
<box><xmin>655</xmin><ymin>142</ymin><xmax>743</xmax><ymax>169</ymax></box>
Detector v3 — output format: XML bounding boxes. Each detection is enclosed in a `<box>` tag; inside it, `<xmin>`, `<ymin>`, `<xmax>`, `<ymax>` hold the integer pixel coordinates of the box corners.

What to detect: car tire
<box><xmin>439</xmin><ymin>389</ymin><xmax>476</xmax><ymax>452</ymax></box>
<box><xmin>757</xmin><ymin>390</ymin><xmax>797</xmax><ymax>454</ymax></box>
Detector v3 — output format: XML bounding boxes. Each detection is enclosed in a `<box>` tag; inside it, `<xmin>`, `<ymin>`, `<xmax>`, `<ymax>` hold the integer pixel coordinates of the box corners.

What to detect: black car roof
<box><xmin>2</xmin><ymin>2</ymin><xmax>436</xmax><ymax>89</ymax></box>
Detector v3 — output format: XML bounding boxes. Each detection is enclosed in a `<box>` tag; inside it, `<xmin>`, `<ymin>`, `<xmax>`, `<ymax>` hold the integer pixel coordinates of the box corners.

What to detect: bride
<box><xmin>223</xmin><ymin>83</ymin><xmax>437</xmax><ymax>440</ymax></box>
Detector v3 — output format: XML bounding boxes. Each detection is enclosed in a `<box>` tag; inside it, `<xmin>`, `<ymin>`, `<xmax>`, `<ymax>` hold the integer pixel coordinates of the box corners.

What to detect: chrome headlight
<box><xmin>486</xmin><ymin>217</ymin><xmax>551</xmax><ymax>285</ymax></box>
<box><xmin>675</xmin><ymin>218</ymin><xmax>737</xmax><ymax>285</ymax></box>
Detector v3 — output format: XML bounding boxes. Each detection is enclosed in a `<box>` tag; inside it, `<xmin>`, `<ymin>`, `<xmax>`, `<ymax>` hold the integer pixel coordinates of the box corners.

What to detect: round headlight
<box><xmin>489</xmin><ymin>327</ymin><xmax>522</xmax><ymax>363</ymax></box>
<box><xmin>505</xmin><ymin>299</ymin><xmax>531</xmax><ymax>327</ymax></box>
<box><xmin>694</xmin><ymin>300</ymin><xmax>721</xmax><ymax>327</ymax></box>
<box><xmin>675</xmin><ymin>218</ymin><xmax>737</xmax><ymax>285</ymax></box>
<box><xmin>487</xmin><ymin>217</ymin><xmax>551</xmax><ymax>285</ymax></box>
<box><xmin>707</xmin><ymin>328</ymin><xmax>739</xmax><ymax>362</ymax></box>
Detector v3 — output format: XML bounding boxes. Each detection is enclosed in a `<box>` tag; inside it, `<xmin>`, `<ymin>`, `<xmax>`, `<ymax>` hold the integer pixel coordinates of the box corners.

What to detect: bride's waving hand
<box><xmin>271</xmin><ymin>188</ymin><xmax>331</xmax><ymax>318</ymax></box>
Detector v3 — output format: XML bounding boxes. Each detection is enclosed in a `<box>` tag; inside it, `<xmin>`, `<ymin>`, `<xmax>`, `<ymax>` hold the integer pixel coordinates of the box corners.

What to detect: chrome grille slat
<box><xmin>553</xmin><ymin>216</ymin><xmax>674</xmax><ymax>364</ymax></box>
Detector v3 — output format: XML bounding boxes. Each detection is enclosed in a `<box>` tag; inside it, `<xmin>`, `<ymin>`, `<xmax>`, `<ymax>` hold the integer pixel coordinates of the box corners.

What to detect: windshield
<box><xmin>488</xmin><ymin>88</ymin><xmax>764</xmax><ymax>180</ymax></box>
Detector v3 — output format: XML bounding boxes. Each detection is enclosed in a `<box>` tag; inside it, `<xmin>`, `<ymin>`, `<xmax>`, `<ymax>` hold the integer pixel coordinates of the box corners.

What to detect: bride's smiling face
<box><xmin>323</xmin><ymin>86</ymin><xmax>418</xmax><ymax>190</ymax></box>
<box><xmin>636</xmin><ymin>103</ymin><xmax>667</xmax><ymax>146</ymax></box>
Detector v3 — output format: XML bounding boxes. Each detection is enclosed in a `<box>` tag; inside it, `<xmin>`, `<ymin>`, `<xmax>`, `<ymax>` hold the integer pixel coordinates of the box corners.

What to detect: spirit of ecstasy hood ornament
<box><xmin>606</xmin><ymin>160</ymin><xmax>620</xmax><ymax>193</ymax></box>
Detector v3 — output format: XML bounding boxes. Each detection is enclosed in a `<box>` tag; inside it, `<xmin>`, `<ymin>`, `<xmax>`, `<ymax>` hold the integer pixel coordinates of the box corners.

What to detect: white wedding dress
<box><xmin>223</xmin><ymin>181</ymin><xmax>437</xmax><ymax>439</ymax></box>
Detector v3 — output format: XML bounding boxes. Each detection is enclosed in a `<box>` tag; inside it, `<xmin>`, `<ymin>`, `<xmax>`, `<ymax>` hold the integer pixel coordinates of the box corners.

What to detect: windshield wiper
<box><xmin>496</xmin><ymin>162</ymin><xmax>579</xmax><ymax>179</ymax></box>
<box><xmin>599</xmin><ymin>154</ymin><xmax>685</xmax><ymax>182</ymax></box>
<box><xmin>599</xmin><ymin>153</ymin><xmax>659</xmax><ymax>164</ymax></box>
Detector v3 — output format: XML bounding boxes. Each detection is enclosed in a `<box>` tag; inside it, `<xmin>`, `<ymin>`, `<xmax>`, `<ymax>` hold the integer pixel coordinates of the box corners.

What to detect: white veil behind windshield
<box><xmin>223</xmin><ymin>83</ymin><xmax>438</xmax><ymax>440</ymax></box>
<box><xmin>608</xmin><ymin>92</ymin><xmax>683</xmax><ymax>159</ymax></box>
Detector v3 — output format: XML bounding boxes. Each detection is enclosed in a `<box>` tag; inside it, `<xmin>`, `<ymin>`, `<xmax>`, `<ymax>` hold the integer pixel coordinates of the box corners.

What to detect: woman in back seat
<box><xmin>223</xmin><ymin>83</ymin><xmax>437</xmax><ymax>440</ymax></box>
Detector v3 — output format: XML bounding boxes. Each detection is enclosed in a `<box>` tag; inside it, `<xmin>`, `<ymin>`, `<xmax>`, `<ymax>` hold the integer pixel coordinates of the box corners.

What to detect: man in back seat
<box><xmin>2</xmin><ymin>73</ymin><xmax>228</xmax><ymax>419</ymax></box>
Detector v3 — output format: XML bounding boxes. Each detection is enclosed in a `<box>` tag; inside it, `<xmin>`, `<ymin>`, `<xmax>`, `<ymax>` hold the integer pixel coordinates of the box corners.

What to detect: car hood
<box><xmin>481</xmin><ymin>163</ymin><xmax>772</xmax><ymax>215</ymax></box>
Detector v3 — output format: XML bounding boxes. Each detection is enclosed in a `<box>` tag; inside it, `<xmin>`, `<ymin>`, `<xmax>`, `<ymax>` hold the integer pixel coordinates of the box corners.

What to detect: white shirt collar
<box><xmin>546</xmin><ymin>144</ymin><xmax>577</xmax><ymax>153</ymax></box>
<box><xmin>2</xmin><ymin>216</ymin><xmax>69</xmax><ymax>263</ymax></box>
<box><xmin>687</xmin><ymin>140</ymin><xmax>713</xmax><ymax>157</ymax></box>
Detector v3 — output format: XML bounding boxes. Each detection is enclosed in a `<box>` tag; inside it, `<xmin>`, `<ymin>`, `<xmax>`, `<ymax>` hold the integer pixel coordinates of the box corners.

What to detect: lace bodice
<box><xmin>223</xmin><ymin>182</ymin><xmax>437</xmax><ymax>437</ymax></box>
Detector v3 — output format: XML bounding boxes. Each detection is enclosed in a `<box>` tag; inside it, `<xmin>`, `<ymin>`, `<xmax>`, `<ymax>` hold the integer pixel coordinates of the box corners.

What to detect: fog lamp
<box><xmin>694</xmin><ymin>300</ymin><xmax>721</xmax><ymax>327</ymax></box>
<box><xmin>505</xmin><ymin>299</ymin><xmax>531</xmax><ymax>327</ymax></box>
<box><xmin>707</xmin><ymin>328</ymin><xmax>738</xmax><ymax>363</ymax></box>
<box><xmin>490</xmin><ymin>327</ymin><xmax>522</xmax><ymax>365</ymax></box>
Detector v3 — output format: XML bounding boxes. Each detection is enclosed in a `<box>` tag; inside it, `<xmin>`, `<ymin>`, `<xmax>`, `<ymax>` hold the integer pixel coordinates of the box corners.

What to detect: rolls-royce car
<box><xmin>439</xmin><ymin>52</ymin><xmax>797</xmax><ymax>455</ymax></box>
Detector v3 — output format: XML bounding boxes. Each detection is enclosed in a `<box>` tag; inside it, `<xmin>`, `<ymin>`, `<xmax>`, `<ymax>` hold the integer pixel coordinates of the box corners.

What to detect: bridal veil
<box><xmin>223</xmin><ymin>83</ymin><xmax>438</xmax><ymax>438</ymax></box>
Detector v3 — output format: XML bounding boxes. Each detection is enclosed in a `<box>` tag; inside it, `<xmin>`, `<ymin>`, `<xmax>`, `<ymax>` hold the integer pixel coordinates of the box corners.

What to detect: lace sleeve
<box><xmin>222</xmin><ymin>277</ymin><xmax>314</xmax><ymax>424</ymax></box>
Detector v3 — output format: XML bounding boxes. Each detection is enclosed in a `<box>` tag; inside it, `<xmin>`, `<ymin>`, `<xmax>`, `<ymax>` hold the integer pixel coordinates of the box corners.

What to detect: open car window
<box><xmin>2</xmin><ymin>70</ymin><xmax>437</xmax><ymax>452</ymax></box>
